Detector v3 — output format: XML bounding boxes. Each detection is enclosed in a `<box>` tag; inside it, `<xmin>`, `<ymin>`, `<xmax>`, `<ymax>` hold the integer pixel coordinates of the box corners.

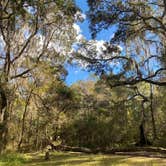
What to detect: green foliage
<box><xmin>56</xmin><ymin>0</ymin><xmax>78</xmax><ymax>16</ymax></box>
<box><xmin>60</xmin><ymin>111</ymin><xmax>136</xmax><ymax>149</ymax></box>
<box><xmin>57</xmin><ymin>81</ymin><xmax>165</xmax><ymax>149</ymax></box>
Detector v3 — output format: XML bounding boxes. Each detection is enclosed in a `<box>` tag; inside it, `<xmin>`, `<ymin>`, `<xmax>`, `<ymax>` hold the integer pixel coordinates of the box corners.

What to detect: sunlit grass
<box><xmin>0</xmin><ymin>153</ymin><xmax>29</xmax><ymax>166</ymax></box>
<box><xmin>1</xmin><ymin>152</ymin><xmax>166</xmax><ymax>166</ymax></box>
<box><xmin>24</xmin><ymin>152</ymin><xmax>166</xmax><ymax>166</ymax></box>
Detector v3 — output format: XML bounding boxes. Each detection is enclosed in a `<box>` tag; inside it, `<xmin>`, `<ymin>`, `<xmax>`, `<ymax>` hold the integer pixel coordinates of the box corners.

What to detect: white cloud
<box><xmin>73</xmin><ymin>23</ymin><xmax>82</xmax><ymax>35</ymax></box>
<box><xmin>94</xmin><ymin>40</ymin><xmax>107</xmax><ymax>56</ymax></box>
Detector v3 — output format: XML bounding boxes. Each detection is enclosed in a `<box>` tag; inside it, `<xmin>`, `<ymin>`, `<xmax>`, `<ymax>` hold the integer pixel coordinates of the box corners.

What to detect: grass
<box><xmin>0</xmin><ymin>151</ymin><xmax>166</xmax><ymax>166</ymax></box>
<box><xmin>0</xmin><ymin>153</ymin><xmax>29</xmax><ymax>166</ymax></box>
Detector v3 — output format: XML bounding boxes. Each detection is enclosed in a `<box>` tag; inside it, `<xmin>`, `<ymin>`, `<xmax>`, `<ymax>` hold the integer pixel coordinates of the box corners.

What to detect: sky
<box><xmin>65</xmin><ymin>0</ymin><xmax>91</xmax><ymax>86</ymax></box>
<box><xmin>65</xmin><ymin>0</ymin><xmax>115</xmax><ymax>86</ymax></box>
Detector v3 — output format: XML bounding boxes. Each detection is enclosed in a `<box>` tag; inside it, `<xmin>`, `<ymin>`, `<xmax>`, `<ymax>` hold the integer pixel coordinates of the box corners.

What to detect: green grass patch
<box><xmin>1</xmin><ymin>152</ymin><xmax>166</xmax><ymax>166</ymax></box>
<box><xmin>0</xmin><ymin>153</ymin><xmax>29</xmax><ymax>166</ymax></box>
<box><xmin>24</xmin><ymin>151</ymin><xmax>166</xmax><ymax>166</ymax></box>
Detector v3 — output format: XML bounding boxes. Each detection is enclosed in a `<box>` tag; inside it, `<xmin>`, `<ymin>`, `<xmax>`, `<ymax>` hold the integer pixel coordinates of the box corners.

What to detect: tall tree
<box><xmin>0</xmin><ymin>0</ymin><xmax>78</xmax><ymax>153</ymax></box>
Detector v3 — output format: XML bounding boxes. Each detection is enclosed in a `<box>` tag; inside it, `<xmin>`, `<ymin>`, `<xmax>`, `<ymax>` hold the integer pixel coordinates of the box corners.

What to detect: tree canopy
<box><xmin>73</xmin><ymin>0</ymin><xmax>166</xmax><ymax>87</ymax></box>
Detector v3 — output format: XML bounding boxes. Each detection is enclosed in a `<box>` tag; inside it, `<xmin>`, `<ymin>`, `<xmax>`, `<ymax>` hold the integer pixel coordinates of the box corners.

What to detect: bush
<box><xmin>60</xmin><ymin>113</ymin><xmax>136</xmax><ymax>149</ymax></box>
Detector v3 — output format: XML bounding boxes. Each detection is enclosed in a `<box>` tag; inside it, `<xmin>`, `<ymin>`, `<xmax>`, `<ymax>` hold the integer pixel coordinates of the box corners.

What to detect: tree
<box><xmin>68</xmin><ymin>1</ymin><xmax>166</xmax><ymax>147</ymax></box>
<box><xmin>0</xmin><ymin>0</ymin><xmax>79</xmax><ymax>153</ymax></box>
<box><xmin>74</xmin><ymin>0</ymin><xmax>166</xmax><ymax>87</ymax></box>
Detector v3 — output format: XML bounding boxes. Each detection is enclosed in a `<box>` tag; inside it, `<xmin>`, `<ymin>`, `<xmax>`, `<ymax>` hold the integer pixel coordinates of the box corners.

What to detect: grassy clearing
<box><xmin>0</xmin><ymin>153</ymin><xmax>29</xmax><ymax>166</ymax></box>
<box><xmin>1</xmin><ymin>152</ymin><xmax>166</xmax><ymax>166</ymax></box>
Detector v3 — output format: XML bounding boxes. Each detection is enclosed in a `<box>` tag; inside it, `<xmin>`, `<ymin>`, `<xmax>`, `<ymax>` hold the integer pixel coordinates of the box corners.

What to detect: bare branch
<box><xmin>10</xmin><ymin>69</ymin><xmax>32</xmax><ymax>79</ymax></box>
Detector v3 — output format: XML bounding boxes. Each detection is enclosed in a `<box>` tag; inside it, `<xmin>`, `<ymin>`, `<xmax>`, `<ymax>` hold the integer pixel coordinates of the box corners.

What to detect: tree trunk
<box><xmin>138</xmin><ymin>100</ymin><xmax>151</xmax><ymax>146</ymax></box>
<box><xmin>139</xmin><ymin>100</ymin><xmax>147</xmax><ymax>145</ymax></box>
<box><xmin>0</xmin><ymin>87</ymin><xmax>8</xmax><ymax>154</ymax></box>
<box><xmin>27</xmin><ymin>113</ymin><xmax>33</xmax><ymax>147</ymax></box>
<box><xmin>150</xmin><ymin>84</ymin><xmax>157</xmax><ymax>141</ymax></box>
<box><xmin>18</xmin><ymin>89</ymin><xmax>33</xmax><ymax>151</ymax></box>
<box><xmin>45</xmin><ymin>151</ymin><xmax>50</xmax><ymax>160</ymax></box>
<box><xmin>35</xmin><ymin>116</ymin><xmax>39</xmax><ymax>151</ymax></box>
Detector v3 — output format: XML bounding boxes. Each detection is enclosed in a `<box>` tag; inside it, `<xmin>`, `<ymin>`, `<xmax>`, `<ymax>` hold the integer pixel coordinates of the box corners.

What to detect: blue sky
<box><xmin>65</xmin><ymin>0</ymin><xmax>91</xmax><ymax>85</ymax></box>
<box><xmin>65</xmin><ymin>0</ymin><xmax>115</xmax><ymax>86</ymax></box>
<box><xmin>66</xmin><ymin>0</ymin><xmax>91</xmax><ymax>85</ymax></box>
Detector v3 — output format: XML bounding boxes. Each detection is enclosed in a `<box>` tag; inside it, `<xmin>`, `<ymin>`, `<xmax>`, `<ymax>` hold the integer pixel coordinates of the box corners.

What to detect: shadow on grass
<box><xmin>99</xmin><ymin>155</ymin><xmax>166</xmax><ymax>166</ymax></box>
<box><xmin>24</xmin><ymin>152</ymin><xmax>166</xmax><ymax>166</ymax></box>
<box><xmin>25</xmin><ymin>152</ymin><xmax>97</xmax><ymax>166</ymax></box>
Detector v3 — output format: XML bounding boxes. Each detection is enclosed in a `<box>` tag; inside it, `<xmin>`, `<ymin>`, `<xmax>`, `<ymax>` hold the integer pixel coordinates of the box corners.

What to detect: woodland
<box><xmin>0</xmin><ymin>0</ymin><xmax>166</xmax><ymax>165</ymax></box>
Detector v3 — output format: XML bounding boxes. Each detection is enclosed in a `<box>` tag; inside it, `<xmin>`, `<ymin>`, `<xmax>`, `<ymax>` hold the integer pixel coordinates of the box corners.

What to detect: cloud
<box><xmin>73</xmin><ymin>23</ymin><xmax>82</xmax><ymax>35</ymax></box>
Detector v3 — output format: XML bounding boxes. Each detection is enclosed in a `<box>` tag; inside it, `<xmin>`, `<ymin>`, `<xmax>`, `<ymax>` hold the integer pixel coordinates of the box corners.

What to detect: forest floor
<box><xmin>1</xmin><ymin>151</ymin><xmax>166</xmax><ymax>166</ymax></box>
